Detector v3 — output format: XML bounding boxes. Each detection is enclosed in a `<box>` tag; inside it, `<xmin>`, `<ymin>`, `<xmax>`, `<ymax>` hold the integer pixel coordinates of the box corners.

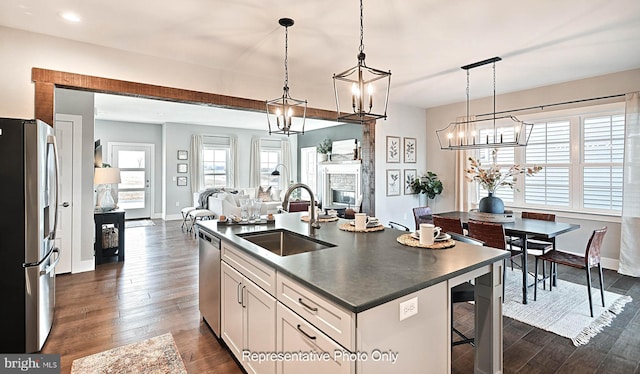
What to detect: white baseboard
<box><xmin>72</xmin><ymin>259</ymin><xmax>95</xmax><ymax>274</ymax></box>
<box><xmin>165</xmin><ymin>214</ymin><xmax>182</xmax><ymax>221</ymax></box>
<box><xmin>152</xmin><ymin>213</ymin><xmax>163</xmax><ymax>219</ymax></box>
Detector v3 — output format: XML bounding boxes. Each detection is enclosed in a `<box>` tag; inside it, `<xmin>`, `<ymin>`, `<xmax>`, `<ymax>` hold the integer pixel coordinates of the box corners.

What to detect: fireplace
<box><xmin>321</xmin><ymin>161</ymin><xmax>361</xmax><ymax>208</ymax></box>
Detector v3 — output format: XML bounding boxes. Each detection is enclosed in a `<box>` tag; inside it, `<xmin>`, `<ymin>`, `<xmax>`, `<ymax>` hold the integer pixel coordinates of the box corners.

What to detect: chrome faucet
<box><xmin>282</xmin><ymin>183</ymin><xmax>320</xmax><ymax>229</ymax></box>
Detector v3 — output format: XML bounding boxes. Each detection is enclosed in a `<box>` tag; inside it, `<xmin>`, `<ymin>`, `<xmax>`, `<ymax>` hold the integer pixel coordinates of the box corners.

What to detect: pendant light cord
<box><xmin>283</xmin><ymin>24</ymin><xmax>289</xmax><ymax>92</ymax></box>
<box><xmin>359</xmin><ymin>0</ymin><xmax>364</xmax><ymax>54</ymax></box>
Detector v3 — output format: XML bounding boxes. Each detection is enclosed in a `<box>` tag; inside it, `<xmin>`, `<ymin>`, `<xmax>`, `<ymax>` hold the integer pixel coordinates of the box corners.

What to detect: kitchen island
<box><xmin>198</xmin><ymin>213</ymin><xmax>508</xmax><ymax>374</ymax></box>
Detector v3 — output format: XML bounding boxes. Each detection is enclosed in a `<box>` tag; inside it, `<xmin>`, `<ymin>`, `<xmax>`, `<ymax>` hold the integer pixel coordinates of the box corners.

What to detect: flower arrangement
<box><xmin>317</xmin><ymin>138</ymin><xmax>332</xmax><ymax>154</ymax></box>
<box><xmin>465</xmin><ymin>149</ymin><xmax>542</xmax><ymax>193</ymax></box>
<box><xmin>410</xmin><ymin>171</ymin><xmax>443</xmax><ymax>200</ymax></box>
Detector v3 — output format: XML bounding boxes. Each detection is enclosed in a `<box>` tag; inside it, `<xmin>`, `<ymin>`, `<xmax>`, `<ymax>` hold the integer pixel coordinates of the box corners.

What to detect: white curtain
<box><xmin>281</xmin><ymin>140</ymin><xmax>292</xmax><ymax>187</ymax></box>
<box><xmin>229</xmin><ymin>136</ymin><xmax>238</xmax><ymax>188</ymax></box>
<box><xmin>190</xmin><ymin>135</ymin><xmax>204</xmax><ymax>195</ymax></box>
<box><xmin>454</xmin><ymin>116</ymin><xmax>476</xmax><ymax>211</ymax></box>
<box><xmin>249</xmin><ymin>137</ymin><xmax>261</xmax><ymax>187</ymax></box>
<box><xmin>619</xmin><ymin>92</ymin><xmax>640</xmax><ymax>277</ymax></box>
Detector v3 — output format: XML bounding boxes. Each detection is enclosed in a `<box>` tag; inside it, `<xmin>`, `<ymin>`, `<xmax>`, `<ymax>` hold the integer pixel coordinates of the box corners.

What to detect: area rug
<box><xmin>502</xmin><ymin>269</ymin><xmax>632</xmax><ymax>346</ymax></box>
<box><xmin>71</xmin><ymin>333</ymin><xmax>187</xmax><ymax>373</ymax></box>
<box><xmin>125</xmin><ymin>219</ymin><xmax>155</xmax><ymax>228</ymax></box>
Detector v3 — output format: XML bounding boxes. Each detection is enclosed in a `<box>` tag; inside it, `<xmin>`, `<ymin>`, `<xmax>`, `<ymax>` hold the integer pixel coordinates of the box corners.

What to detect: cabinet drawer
<box><xmin>276</xmin><ymin>303</ymin><xmax>354</xmax><ymax>374</ymax></box>
<box><xmin>222</xmin><ymin>242</ymin><xmax>276</xmax><ymax>296</ymax></box>
<box><xmin>277</xmin><ymin>273</ymin><xmax>355</xmax><ymax>351</ymax></box>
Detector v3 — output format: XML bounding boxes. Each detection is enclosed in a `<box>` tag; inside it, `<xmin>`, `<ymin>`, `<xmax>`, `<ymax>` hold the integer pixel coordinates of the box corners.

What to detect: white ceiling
<box><xmin>2</xmin><ymin>0</ymin><xmax>640</xmax><ymax>125</ymax></box>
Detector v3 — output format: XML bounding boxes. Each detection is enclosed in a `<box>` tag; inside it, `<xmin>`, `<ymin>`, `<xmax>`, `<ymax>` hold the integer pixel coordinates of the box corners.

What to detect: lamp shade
<box><xmin>94</xmin><ymin>167</ymin><xmax>121</xmax><ymax>184</ymax></box>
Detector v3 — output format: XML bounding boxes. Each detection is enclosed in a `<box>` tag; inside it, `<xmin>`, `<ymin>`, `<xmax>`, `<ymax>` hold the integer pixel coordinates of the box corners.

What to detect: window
<box><xmin>582</xmin><ymin>115</ymin><xmax>624</xmax><ymax>211</ymax></box>
<box><xmin>201</xmin><ymin>136</ymin><xmax>231</xmax><ymax>189</ymax></box>
<box><xmin>471</xmin><ymin>103</ymin><xmax>624</xmax><ymax>215</ymax></box>
<box><xmin>260</xmin><ymin>149</ymin><xmax>280</xmax><ymax>188</ymax></box>
<box><xmin>524</xmin><ymin>121</ymin><xmax>571</xmax><ymax>207</ymax></box>
<box><xmin>203</xmin><ymin>146</ymin><xmax>229</xmax><ymax>188</ymax></box>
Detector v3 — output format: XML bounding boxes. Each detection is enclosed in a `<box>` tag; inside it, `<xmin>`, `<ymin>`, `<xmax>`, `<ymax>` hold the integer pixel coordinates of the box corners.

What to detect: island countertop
<box><xmin>197</xmin><ymin>213</ymin><xmax>509</xmax><ymax>313</ymax></box>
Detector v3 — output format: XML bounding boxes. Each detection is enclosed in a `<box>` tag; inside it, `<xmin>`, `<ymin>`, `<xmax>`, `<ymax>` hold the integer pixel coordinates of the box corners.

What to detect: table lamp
<box><xmin>94</xmin><ymin>167</ymin><xmax>121</xmax><ymax>212</ymax></box>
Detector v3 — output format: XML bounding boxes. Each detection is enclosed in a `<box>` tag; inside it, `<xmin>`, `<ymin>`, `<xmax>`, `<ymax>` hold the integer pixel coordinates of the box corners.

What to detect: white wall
<box><xmin>375</xmin><ymin>102</ymin><xmax>428</xmax><ymax>229</ymax></box>
<box><xmin>424</xmin><ymin>69</ymin><xmax>640</xmax><ymax>269</ymax></box>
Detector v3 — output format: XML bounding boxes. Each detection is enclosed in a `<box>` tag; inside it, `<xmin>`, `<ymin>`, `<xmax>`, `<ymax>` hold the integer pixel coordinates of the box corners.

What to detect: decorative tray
<box><xmin>217</xmin><ymin>218</ymin><xmax>274</xmax><ymax>225</ymax></box>
<box><xmin>301</xmin><ymin>215</ymin><xmax>339</xmax><ymax>223</ymax></box>
<box><xmin>396</xmin><ymin>234</ymin><xmax>456</xmax><ymax>249</ymax></box>
<box><xmin>339</xmin><ymin>223</ymin><xmax>384</xmax><ymax>233</ymax></box>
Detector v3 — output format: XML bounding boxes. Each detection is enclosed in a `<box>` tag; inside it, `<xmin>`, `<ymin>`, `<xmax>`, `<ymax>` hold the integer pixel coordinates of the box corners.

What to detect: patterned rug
<box><xmin>71</xmin><ymin>333</ymin><xmax>187</xmax><ymax>373</ymax></box>
<box><xmin>503</xmin><ymin>269</ymin><xmax>632</xmax><ymax>346</ymax></box>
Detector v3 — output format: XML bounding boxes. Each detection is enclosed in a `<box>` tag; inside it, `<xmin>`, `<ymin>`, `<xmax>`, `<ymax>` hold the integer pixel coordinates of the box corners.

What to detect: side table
<box><xmin>94</xmin><ymin>209</ymin><xmax>125</xmax><ymax>265</ymax></box>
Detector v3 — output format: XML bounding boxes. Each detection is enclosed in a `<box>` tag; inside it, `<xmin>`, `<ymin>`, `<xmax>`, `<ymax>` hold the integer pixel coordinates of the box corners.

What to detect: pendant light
<box><xmin>266</xmin><ymin>18</ymin><xmax>307</xmax><ymax>136</ymax></box>
<box><xmin>333</xmin><ymin>0</ymin><xmax>391</xmax><ymax>124</ymax></box>
<box><xmin>436</xmin><ymin>57</ymin><xmax>533</xmax><ymax>150</ymax></box>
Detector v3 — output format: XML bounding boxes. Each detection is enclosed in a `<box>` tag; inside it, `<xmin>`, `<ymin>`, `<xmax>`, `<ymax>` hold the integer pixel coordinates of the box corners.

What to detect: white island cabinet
<box><xmin>221</xmin><ymin>244</ymin><xmax>277</xmax><ymax>374</ymax></box>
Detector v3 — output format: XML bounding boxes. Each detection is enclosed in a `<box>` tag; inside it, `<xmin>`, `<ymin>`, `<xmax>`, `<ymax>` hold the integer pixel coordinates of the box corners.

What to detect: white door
<box><xmin>110</xmin><ymin>143</ymin><xmax>153</xmax><ymax>219</ymax></box>
<box><xmin>53</xmin><ymin>120</ymin><xmax>73</xmax><ymax>274</ymax></box>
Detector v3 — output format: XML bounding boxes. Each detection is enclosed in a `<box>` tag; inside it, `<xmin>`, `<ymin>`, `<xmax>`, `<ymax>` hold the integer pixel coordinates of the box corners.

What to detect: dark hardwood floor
<box><xmin>43</xmin><ymin>219</ymin><xmax>639</xmax><ymax>373</ymax></box>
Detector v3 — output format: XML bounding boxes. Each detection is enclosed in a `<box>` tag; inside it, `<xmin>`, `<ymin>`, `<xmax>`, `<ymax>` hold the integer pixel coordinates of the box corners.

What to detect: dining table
<box><xmin>433</xmin><ymin>211</ymin><xmax>580</xmax><ymax>304</ymax></box>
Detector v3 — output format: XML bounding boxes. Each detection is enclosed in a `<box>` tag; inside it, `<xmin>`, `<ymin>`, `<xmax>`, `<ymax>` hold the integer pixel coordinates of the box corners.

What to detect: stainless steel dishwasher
<box><xmin>198</xmin><ymin>228</ymin><xmax>221</xmax><ymax>338</ymax></box>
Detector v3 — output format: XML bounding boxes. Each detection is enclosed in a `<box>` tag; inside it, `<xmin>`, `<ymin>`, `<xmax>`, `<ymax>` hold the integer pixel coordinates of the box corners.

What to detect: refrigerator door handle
<box><xmin>23</xmin><ymin>247</ymin><xmax>57</xmax><ymax>268</ymax></box>
<box><xmin>40</xmin><ymin>248</ymin><xmax>60</xmax><ymax>276</ymax></box>
<box><xmin>47</xmin><ymin>135</ymin><xmax>60</xmax><ymax>241</ymax></box>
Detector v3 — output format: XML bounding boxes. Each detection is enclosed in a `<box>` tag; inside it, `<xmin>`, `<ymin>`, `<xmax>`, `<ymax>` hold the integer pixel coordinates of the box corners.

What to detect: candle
<box><xmin>368</xmin><ymin>84</ymin><xmax>373</xmax><ymax>110</ymax></box>
<box><xmin>276</xmin><ymin>108</ymin><xmax>281</xmax><ymax>127</ymax></box>
<box><xmin>351</xmin><ymin>83</ymin><xmax>358</xmax><ymax>111</ymax></box>
<box><xmin>447</xmin><ymin>133</ymin><xmax>453</xmax><ymax>147</ymax></box>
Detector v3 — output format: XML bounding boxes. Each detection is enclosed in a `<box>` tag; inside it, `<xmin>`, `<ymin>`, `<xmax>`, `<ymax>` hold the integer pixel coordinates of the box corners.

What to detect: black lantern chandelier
<box><xmin>436</xmin><ymin>57</ymin><xmax>533</xmax><ymax>150</ymax></box>
<box><xmin>333</xmin><ymin>0</ymin><xmax>391</xmax><ymax>124</ymax></box>
<box><xmin>266</xmin><ymin>18</ymin><xmax>307</xmax><ymax>136</ymax></box>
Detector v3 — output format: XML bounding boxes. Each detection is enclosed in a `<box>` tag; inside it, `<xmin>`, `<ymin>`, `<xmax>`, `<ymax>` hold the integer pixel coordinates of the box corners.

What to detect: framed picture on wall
<box><xmin>177</xmin><ymin>150</ymin><xmax>188</xmax><ymax>160</ymax></box>
<box><xmin>404</xmin><ymin>169</ymin><xmax>417</xmax><ymax>195</ymax></box>
<box><xmin>386</xmin><ymin>136</ymin><xmax>400</xmax><ymax>163</ymax></box>
<box><xmin>177</xmin><ymin>163</ymin><xmax>188</xmax><ymax>173</ymax></box>
<box><xmin>177</xmin><ymin>176</ymin><xmax>188</xmax><ymax>186</ymax></box>
<box><xmin>386</xmin><ymin>169</ymin><xmax>401</xmax><ymax>196</ymax></box>
<box><xmin>403</xmin><ymin>137</ymin><xmax>416</xmax><ymax>163</ymax></box>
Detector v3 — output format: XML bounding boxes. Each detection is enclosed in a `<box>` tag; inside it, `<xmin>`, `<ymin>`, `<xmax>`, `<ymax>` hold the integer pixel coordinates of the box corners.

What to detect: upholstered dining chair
<box><xmin>432</xmin><ymin>215</ymin><xmax>464</xmax><ymax>235</ymax></box>
<box><xmin>467</xmin><ymin>220</ymin><xmax>520</xmax><ymax>297</ymax></box>
<box><xmin>449</xmin><ymin>232</ymin><xmax>484</xmax><ymax>348</ymax></box>
<box><xmin>535</xmin><ymin>227</ymin><xmax>608</xmax><ymax>317</ymax></box>
<box><xmin>412</xmin><ymin>206</ymin><xmax>433</xmax><ymax>231</ymax></box>
<box><xmin>507</xmin><ymin>211</ymin><xmax>556</xmax><ymax>288</ymax></box>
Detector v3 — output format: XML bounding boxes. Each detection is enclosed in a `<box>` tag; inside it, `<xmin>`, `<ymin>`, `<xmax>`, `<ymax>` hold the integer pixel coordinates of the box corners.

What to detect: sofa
<box><xmin>193</xmin><ymin>187</ymin><xmax>283</xmax><ymax>218</ymax></box>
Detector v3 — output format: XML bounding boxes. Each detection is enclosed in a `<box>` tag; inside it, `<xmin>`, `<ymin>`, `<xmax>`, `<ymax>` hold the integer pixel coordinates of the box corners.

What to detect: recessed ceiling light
<box><xmin>59</xmin><ymin>11</ymin><xmax>81</xmax><ymax>23</ymax></box>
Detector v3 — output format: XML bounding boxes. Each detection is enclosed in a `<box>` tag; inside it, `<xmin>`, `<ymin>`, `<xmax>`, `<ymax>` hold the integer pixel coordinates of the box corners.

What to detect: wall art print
<box><xmin>386</xmin><ymin>169</ymin><xmax>401</xmax><ymax>196</ymax></box>
<box><xmin>386</xmin><ymin>136</ymin><xmax>400</xmax><ymax>163</ymax></box>
<box><xmin>404</xmin><ymin>137</ymin><xmax>416</xmax><ymax>163</ymax></box>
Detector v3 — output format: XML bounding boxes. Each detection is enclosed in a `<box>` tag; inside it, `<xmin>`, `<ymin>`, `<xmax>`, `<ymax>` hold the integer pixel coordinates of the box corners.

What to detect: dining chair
<box><xmin>507</xmin><ymin>211</ymin><xmax>556</xmax><ymax>287</ymax></box>
<box><xmin>432</xmin><ymin>215</ymin><xmax>464</xmax><ymax>235</ymax></box>
<box><xmin>467</xmin><ymin>220</ymin><xmax>520</xmax><ymax>298</ymax></box>
<box><xmin>535</xmin><ymin>227</ymin><xmax>607</xmax><ymax>317</ymax></box>
<box><xmin>449</xmin><ymin>232</ymin><xmax>483</xmax><ymax>348</ymax></box>
<box><xmin>412</xmin><ymin>206</ymin><xmax>433</xmax><ymax>231</ymax></box>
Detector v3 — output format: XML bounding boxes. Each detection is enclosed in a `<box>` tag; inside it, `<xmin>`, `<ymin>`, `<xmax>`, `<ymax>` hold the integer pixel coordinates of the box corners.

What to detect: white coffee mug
<box><xmin>354</xmin><ymin>213</ymin><xmax>368</xmax><ymax>230</ymax></box>
<box><xmin>419</xmin><ymin>223</ymin><xmax>441</xmax><ymax>245</ymax></box>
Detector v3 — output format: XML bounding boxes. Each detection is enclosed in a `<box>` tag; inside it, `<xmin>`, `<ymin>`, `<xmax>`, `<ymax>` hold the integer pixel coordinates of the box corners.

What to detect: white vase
<box><xmin>318</xmin><ymin>153</ymin><xmax>328</xmax><ymax>162</ymax></box>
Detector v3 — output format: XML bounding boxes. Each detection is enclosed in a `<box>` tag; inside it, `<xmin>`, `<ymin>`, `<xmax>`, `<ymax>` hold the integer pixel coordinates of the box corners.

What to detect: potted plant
<box><xmin>411</xmin><ymin>171</ymin><xmax>443</xmax><ymax>206</ymax></box>
<box><xmin>317</xmin><ymin>138</ymin><xmax>332</xmax><ymax>161</ymax></box>
<box><xmin>465</xmin><ymin>148</ymin><xmax>542</xmax><ymax>213</ymax></box>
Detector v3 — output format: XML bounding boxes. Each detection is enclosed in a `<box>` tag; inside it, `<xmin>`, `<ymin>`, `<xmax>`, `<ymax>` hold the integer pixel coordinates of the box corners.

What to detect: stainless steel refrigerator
<box><xmin>0</xmin><ymin>118</ymin><xmax>60</xmax><ymax>353</ymax></box>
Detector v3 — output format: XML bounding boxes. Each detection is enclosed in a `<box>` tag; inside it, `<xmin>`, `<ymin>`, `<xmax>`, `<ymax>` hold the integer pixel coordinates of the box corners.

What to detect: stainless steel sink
<box><xmin>238</xmin><ymin>229</ymin><xmax>335</xmax><ymax>256</ymax></box>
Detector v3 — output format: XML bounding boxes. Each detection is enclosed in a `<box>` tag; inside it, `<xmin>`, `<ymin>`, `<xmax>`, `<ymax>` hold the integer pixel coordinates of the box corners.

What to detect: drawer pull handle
<box><xmin>297</xmin><ymin>324</ymin><xmax>317</xmax><ymax>340</ymax></box>
<box><xmin>298</xmin><ymin>298</ymin><xmax>318</xmax><ymax>312</ymax></box>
